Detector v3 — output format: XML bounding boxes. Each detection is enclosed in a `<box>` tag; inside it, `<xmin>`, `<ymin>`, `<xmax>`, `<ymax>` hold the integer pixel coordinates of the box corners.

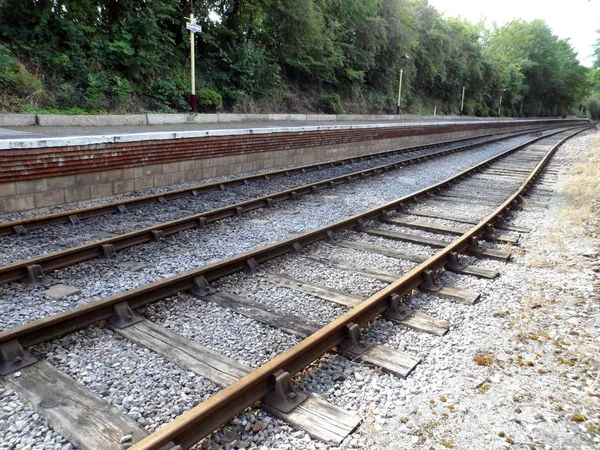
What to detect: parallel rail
<box><xmin>0</xmin><ymin>127</ymin><xmax>552</xmax><ymax>285</ymax></box>
<box><xmin>128</xmin><ymin>127</ymin><xmax>590</xmax><ymax>450</ymax></box>
<box><xmin>0</xmin><ymin>128</ymin><xmax>543</xmax><ymax>236</ymax></box>
<box><xmin>0</xmin><ymin>127</ymin><xmax>584</xmax><ymax>352</ymax></box>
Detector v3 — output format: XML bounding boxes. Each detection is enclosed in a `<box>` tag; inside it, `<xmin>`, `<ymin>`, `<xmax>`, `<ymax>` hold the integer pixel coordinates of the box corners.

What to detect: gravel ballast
<box><xmin>1</xmin><ymin>129</ymin><xmax>597</xmax><ymax>450</ymax></box>
<box><xmin>0</xmin><ymin>132</ymin><xmax>557</xmax><ymax>331</ymax></box>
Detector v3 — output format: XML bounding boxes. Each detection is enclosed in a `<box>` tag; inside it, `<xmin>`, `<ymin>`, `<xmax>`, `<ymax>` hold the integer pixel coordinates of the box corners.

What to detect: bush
<box><xmin>322</xmin><ymin>93</ymin><xmax>344</xmax><ymax>114</ymax></box>
<box><xmin>0</xmin><ymin>44</ymin><xmax>43</xmax><ymax>107</ymax></box>
<box><xmin>197</xmin><ymin>87</ymin><xmax>222</xmax><ymax>112</ymax></box>
<box><xmin>148</xmin><ymin>79</ymin><xmax>189</xmax><ymax>111</ymax></box>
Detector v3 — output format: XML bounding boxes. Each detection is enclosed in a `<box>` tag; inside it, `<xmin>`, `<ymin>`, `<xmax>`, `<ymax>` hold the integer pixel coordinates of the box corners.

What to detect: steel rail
<box><xmin>0</xmin><ymin>127</ymin><xmax>585</xmax><ymax>352</ymax></box>
<box><xmin>0</xmin><ymin>128</ymin><xmax>545</xmax><ymax>236</ymax></box>
<box><xmin>0</xmin><ymin>128</ymin><xmax>554</xmax><ymax>285</ymax></box>
<box><xmin>128</xmin><ymin>126</ymin><xmax>591</xmax><ymax>450</ymax></box>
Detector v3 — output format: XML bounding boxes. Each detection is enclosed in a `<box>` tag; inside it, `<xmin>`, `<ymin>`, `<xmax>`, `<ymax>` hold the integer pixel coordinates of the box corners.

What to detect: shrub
<box><xmin>197</xmin><ymin>87</ymin><xmax>222</xmax><ymax>112</ymax></box>
<box><xmin>0</xmin><ymin>45</ymin><xmax>43</xmax><ymax>103</ymax></box>
<box><xmin>322</xmin><ymin>93</ymin><xmax>344</xmax><ymax>114</ymax></box>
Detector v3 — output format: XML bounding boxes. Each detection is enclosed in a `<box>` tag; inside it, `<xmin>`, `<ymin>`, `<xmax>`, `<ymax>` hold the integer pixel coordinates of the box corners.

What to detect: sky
<box><xmin>427</xmin><ymin>0</ymin><xmax>600</xmax><ymax>67</ymax></box>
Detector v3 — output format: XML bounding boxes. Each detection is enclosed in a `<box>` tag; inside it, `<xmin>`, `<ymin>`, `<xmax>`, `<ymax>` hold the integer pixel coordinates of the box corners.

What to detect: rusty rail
<box><xmin>0</xmin><ymin>128</ymin><xmax>544</xmax><ymax>236</ymax></box>
<box><xmin>0</xmin><ymin>128</ymin><xmax>552</xmax><ymax>285</ymax></box>
<box><xmin>128</xmin><ymin>127</ymin><xmax>590</xmax><ymax>450</ymax></box>
<box><xmin>0</xmin><ymin>126</ymin><xmax>586</xmax><ymax>352</ymax></box>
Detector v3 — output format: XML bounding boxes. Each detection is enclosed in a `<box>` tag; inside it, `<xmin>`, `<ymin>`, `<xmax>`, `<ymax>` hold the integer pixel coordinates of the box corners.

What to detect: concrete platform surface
<box><xmin>0</xmin><ymin>115</ymin><xmax>506</xmax><ymax>141</ymax></box>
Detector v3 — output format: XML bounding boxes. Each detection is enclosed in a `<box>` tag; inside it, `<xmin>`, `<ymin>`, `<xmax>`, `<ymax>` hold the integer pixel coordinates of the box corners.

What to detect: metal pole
<box><xmin>566</xmin><ymin>106</ymin><xmax>570</xmax><ymax>116</ymax></box>
<box><xmin>580</xmin><ymin>105</ymin><xmax>584</xmax><ymax>117</ymax></box>
<box><xmin>396</xmin><ymin>69</ymin><xmax>403</xmax><ymax>115</ymax></box>
<box><xmin>538</xmin><ymin>102</ymin><xmax>542</xmax><ymax>116</ymax></box>
<box><xmin>189</xmin><ymin>2</ymin><xmax>197</xmax><ymax>113</ymax></box>
<box><xmin>497</xmin><ymin>92</ymin><xmax>503</xmax><ymax>117</ymax></box>
<box><xmin>519</xmin><ymin>97</ymin><xmax>524</xmax><ymax>117</ymax></box>
<box><xmin>460</xmin><ymin>86</ymin><xmax>465</xmax><ymax>116</ymax></box>
<box><xmin>433</xmin><ymin>106</ymin><xmax>436</xmax><ymax>116</ymax></box>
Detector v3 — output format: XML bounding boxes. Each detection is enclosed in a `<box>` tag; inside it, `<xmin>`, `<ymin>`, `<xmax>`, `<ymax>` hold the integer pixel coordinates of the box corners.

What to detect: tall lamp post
<box><xmin>497</xmin><ymin>88</ymin><xmax>506</xmax><ymax>117</ymax></box>
<box><xmin>519</xmin><ymin>94</ymin><xmax>524</xmax><ymax>117</ymax></box>
<box><xmin>186</xmin><ymin>1</ymin><xmax>202</xmax><ymax>113</ymax></box>
<box><xmin>397</xmin><ymin>55</ymin><xmax>410</xmax><ymax>115</ymax></box>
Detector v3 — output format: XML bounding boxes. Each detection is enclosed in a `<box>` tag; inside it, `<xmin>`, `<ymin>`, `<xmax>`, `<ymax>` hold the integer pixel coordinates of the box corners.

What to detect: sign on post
<box><xmin>187</xmin><ymin>16</ymin><xmax>202</xmax><ymax>113</ymax></box>
<box><xmin>186</xmin><ymin>21</ymin><xmax>202</xmax><ymax>33</ymax></box>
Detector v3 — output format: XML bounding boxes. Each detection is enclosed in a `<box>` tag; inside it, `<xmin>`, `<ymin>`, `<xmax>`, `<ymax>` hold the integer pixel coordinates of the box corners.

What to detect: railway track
<box><xmin>0</xmin><ymin>126</ymin><xmax>592</xmax><ymax>449</ymax></box>
<box><xmin>1</xmin><ymin>128</ymin><xmax>552</xmax><ymax>241</ymax></box>
<box><xmin>0</xmin><ymin>128</ymin><xmax>539</xmax><ymax>236</ymax></box>
<box><xmin>0</xmin><ymin>128</ymin><xmax>554</xmax><ymax>289</ymax></box>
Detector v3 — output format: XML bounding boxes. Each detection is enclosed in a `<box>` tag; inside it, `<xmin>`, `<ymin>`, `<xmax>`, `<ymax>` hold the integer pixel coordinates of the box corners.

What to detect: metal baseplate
<box><xmin>13</xmin><ymin>225</ymin><xmax>29</xmax><ymax>236</ymax></box>
<box><xmin>68</xmin><ymin>214</ymin><xmax>80</xmax><ymax>225</ymax></box>
<box><xmin>325</xmin><ymin>230</ymin><xmax>338</xmax><ymax>244</ymax></box>
<box><xmin>0</xmin><ymin>339</ymin><xmax>38</xmax><ymax>376</ymax></box>
<box><xmin>108</xmin><ymin>302</ymin><xmax>143</xmax><ymax>329</ymax></box>
<box><xmin>338</xmin><ymin>322</ymin><xmax>373</xmax><ymax>358</ymax></box>
<box><xmin>101</xmin><ymin>244</ymin><xmax>117</xmax><ymax>259</ymax></box>
<box><xmin>190</xmin><ymin>275</ymin><xmax>216</xmax><ymax>297</ymax></box>
<box><xmin>262</xmin><ymin>369</ymin><xmax>308</xmax><ymax>413</ymax></box>
<box><xmin>420</xmin><ymin>270</ymin><xmax>442</xmax><ymax>292</ymax></box>
<box><xmin>23</xmin><ymin>264</ymin><xmax>50</xmax><ymax>286</ymax></box>
<box><xmin>384</xmin><ymin>293</ymin><xmax>411</xmax><ymax>321</ymax></box>
<box><xmin>446</xmin><ymin>252</ymin><xmax>467</xmax><ymax>271</ymax></box>
<box><xmin>245</xmin><ymin>257</ymin><xmax>260</xmax><ymax>275</ymax></box>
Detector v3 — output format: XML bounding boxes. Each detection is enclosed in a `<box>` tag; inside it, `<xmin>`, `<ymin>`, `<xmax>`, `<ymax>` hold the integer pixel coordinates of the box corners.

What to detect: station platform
<box><xmin>0</xmin><ymin>116</ymin><xmax>585</xmax><ymax>215</ymax></box>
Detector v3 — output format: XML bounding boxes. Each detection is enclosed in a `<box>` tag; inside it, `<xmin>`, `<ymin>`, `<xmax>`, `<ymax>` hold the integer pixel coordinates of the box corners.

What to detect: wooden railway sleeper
<box><xmin>0</xmin><ymin>338</ymin><xmax>38</xmax><ymax>376</ymax></box>
<box><xmin>263</xmin><ymin>369</ymin><xmax>308</xmax><ymax>413</ymax></box>
<box><xmin>156</xmin><ymin>442</ymin><xmax>181</xmax><ymax>450</ymax></box>
<box><xmin>109</xmin><ymin>301</ymin><xmax>143</xmax><ymax>329</ymax></box>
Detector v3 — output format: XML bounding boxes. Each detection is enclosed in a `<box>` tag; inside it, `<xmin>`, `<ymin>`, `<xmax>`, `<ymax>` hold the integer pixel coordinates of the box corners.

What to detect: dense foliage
<box><xmin>0</xmin><ymin>0</ymin><xmax>597</xmax><ymax>118</ymax></box>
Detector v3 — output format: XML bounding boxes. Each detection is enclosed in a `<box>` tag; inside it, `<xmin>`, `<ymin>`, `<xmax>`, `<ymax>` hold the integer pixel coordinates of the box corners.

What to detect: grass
<box><xmin>559</xmin><ymin>135</ymin><xmax>600</xmax><ymax>229</ymax></box>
